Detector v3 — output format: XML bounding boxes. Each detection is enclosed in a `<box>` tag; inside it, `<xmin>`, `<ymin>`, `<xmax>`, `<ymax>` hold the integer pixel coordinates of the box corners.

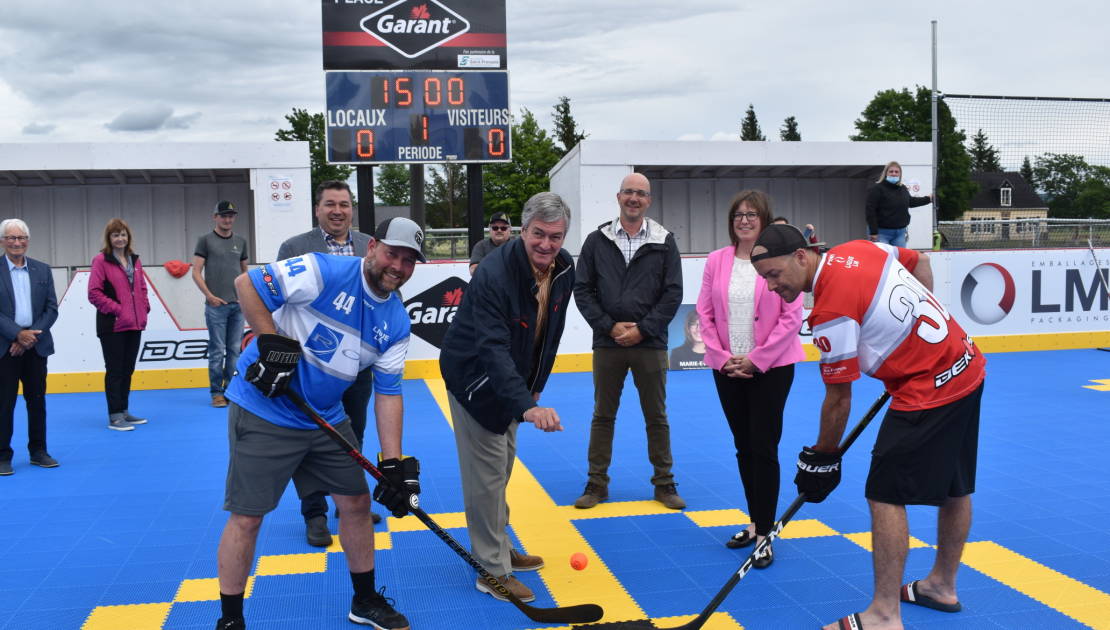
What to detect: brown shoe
<box><xmin>654</xmin><ymin>483</ymin><xmax>686</xmax><ymax>509</ymax></box>
<box><xmin>476</xmin><ymin>574</ymin><xmax>534</xmax><ymax>603</ymax></box>
<box><xmin>212</xmin><ymin>394</ymin><xmax>228</xmax><ymax>408</ymax></box>
<box><xmin>509</xmin><ymin>548</ymin><xmax>544</xmax><ymax>571</ymax></box>
<box><xmin>573</xmin><ymin>482</ymin><xmax>608</xmax><ymax>509</ymax></box>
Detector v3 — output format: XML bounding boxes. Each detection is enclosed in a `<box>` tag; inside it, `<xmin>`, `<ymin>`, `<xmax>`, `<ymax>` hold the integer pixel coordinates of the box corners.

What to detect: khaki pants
<box><xmin>586</xmin><ymin>347</ymin><xmax>674</xmax><ymax>488</ymax></box>
<box><xmin>449</xmin><ymin>392</ymin><xmax>519</xmax><ymax>576</ymax></box>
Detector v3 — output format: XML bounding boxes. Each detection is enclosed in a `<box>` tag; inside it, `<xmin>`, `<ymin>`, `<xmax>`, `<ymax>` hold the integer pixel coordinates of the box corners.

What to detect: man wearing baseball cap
<box><xmin>750</xmin><ymin>224</ymin><xmax>985</xmax><ymax>630</ymax></box>
<box><xmin>192</xmin><ymin>201</ymin><xmax>248</xmax><ymax>409</ymax></box>
<box><xmin>468</xmin><ymin>211</ymin><xmax>513</xmax><ymax>275</ymax></box>
<box><xmin>214</xmin><ymin>217</ymin><xmax>425</xmax><ymax>630</ymax></box>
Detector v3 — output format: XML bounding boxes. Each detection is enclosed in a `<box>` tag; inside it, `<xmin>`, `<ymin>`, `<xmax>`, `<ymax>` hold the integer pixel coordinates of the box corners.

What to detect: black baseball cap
<box><xmin>751</xmin><ymin>224</ymin><xmax>810</xmax><ymax>262</ymax></box>
<box><xmin>489</xmin><ymin>212</ymin><xmax>511</xmax><ymax>226</ymax></box>
<box><xmin>214</xmin><ymin>201</ymin><xmax>238</xmax><ymax>216</ymax></box>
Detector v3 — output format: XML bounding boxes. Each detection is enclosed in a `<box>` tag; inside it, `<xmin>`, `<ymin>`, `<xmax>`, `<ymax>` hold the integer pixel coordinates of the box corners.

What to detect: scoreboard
<box><xmin>324</xmin><ymin>70</ymin><xmax>511</xmax><ymax>165</ymax></box>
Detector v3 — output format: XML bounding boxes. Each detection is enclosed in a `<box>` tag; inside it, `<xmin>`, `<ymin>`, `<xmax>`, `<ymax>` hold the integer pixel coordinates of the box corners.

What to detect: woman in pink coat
<box><xmin>695</xmin><ymin>190</ymin><xmax>804</xmax><ymax>568</ymax></box>
<box><xmin>88</xmin><ymin>218</ymin><xmax>150</xmax><ymax>431</ymax></box>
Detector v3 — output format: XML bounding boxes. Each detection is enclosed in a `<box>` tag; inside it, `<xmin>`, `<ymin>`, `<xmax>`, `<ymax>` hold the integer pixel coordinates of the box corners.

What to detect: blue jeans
<box><xmin>877</xmin><ymin>227</ymin><xmax>907</xmax><ymax>247</ymax></box>
<box><xmin>205</xmin><ymin>303</ymin><xmax>244</xmax><ymax>395</ymax></box>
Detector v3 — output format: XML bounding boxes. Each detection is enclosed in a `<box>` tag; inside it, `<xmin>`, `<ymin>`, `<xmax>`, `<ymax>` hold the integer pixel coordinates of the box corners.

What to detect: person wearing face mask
<box><xmin>865</xmin><ymin>161</ymin><xmax>932</xmax><ymax>248</ymax></box>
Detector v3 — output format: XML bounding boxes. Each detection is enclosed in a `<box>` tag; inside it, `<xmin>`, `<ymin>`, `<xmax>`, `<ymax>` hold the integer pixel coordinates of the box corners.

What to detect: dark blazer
<box><xmin>439</xmin><ymin>238</ymin><xmax>575</xmax><ymax>435</ymax></box>
<box><xmin>0</xmin><ymin>256</ymin><xmax>57</xmax><ymax>357</ymax></box>
<box><xmin>276</xmin><ymin>228</ymin><xmax>372</xmax><ymax>260</ymax></box>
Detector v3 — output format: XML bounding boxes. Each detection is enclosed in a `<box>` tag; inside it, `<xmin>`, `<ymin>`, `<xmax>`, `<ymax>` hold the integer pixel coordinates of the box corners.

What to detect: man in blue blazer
<box><xmin>0</xmin><ymin>219</ymin><xmax>58</xmax><ymax>476</ymax></box>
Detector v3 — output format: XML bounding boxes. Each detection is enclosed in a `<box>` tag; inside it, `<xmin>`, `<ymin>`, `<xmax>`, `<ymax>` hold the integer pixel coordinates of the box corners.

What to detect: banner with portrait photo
<box><xmin>667</xmin><ymin>303</ymin><xmax>709</xmax><ymax>371</ymax></box>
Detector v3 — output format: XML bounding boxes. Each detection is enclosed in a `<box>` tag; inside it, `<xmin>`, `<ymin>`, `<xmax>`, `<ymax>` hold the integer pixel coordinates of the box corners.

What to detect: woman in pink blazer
<box><xmin>88</xmin><ymin>218</ymin><xmax>151</xmax><ymax>431</ymax></box>
<box><xmin>696</xmin><ymin>190</ymin><xmax>804</xmax><ymax>569</ymax></box>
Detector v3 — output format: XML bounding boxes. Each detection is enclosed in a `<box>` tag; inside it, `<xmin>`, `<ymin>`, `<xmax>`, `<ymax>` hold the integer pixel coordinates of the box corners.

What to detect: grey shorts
<box><xmin>223</xmin><ymin>402</ymin><xmax>370</xmax><ymax>516</ymax></box>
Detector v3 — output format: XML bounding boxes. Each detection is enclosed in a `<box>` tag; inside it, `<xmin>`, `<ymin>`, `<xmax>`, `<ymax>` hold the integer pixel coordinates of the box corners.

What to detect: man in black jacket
<box><xmin>439</xmin><ymin>192</ymin><xmax>575</xmax><ymax>604</ymax></box>
<box><xmin>573</xmin><ymin>173</ymin><xmax>684</xmax><ymax>510</ymax></box>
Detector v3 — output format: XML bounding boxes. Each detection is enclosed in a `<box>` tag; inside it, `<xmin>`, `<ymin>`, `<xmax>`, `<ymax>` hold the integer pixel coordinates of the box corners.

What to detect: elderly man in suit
<box><xmin>276</xmin><ymin>179</ymin><xmax>381</xmax><ymax>542</ymax></box>
<box><xmin>0</xmin><ymin>219</ymin><xmax>58</xmax><ymax>476</ymax></box>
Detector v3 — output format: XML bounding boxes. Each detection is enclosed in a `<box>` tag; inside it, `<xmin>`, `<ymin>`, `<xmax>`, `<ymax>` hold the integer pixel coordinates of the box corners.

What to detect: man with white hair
<box><xmin>0</xmin><ymin>219</ymin><xmax>59</xmax><ymax>476</ymax></box>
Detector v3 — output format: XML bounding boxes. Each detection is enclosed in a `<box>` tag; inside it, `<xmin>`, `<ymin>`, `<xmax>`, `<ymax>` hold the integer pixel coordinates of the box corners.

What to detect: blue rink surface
<box><xmin>0</xmin><ymin>348</ymin><xmax>1108</xmax><ymax>629</ymax></box>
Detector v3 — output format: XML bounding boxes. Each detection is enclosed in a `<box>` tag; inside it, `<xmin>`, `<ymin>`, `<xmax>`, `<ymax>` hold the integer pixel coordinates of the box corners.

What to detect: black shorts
<box><xmin>865</xmin><ymin>380</ymin><xmax>984</xmax><ymax>506</ymax></box>
<box><xmin>223</xmin><ymin>403</ymin><xmax>370</xmax><ymax>516</ymax></box>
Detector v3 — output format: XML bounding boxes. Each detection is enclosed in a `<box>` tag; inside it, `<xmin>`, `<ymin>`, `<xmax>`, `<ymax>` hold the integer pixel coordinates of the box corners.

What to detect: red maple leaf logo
<box><xmin>410</xmin><ymin>4</ymin><xmax>431</xmax><ymax>19</ymax></box>
<box><xmin>442</xmin><ymin>288</ymin><xmax>463</xmax><ymax>306</ymax></box>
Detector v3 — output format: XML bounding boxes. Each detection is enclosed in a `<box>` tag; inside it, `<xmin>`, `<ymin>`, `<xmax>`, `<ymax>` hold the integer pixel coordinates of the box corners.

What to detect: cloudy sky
<box><xmin>1</xmin><ymin>1</ymin><xmax>1108</xmax><ymax>147</ymax></box>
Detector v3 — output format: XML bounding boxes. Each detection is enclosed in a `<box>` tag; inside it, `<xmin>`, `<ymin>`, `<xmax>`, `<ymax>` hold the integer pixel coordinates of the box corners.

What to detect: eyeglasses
<box><xmin>620</xmin><ymin>188</ymin><xmax>651</xmax><ymax>198</ymax></box>
<box><xmin>2</xmin><ymin>235</ymin><xmax>28</xmax><ymax>242</ymax></box>
<box><xmin>490</xmin><ymin>225</ymin><xmax>509</xmax><ymax>232</ymax></box>
<box><xmin>732</xmin><ymin>212</ymin><xmax>760</xmax><ymax>223</ymax></box>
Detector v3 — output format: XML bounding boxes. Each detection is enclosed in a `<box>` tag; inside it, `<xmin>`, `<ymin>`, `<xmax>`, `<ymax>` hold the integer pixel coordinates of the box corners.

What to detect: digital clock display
<box><xmin>324</xmin><ymin>70</ymin><xmax>511</xmax><ymax>164</ymax></box>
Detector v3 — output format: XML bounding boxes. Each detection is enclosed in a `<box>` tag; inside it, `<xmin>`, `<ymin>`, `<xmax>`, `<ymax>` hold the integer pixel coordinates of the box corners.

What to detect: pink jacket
<box><xmin>695</xmin><ymin>246</ymin><xmax>804</xmax><ymax>372</ymax></box>
<box><xmin>88</xmin><ymin>252</ymin><xmax>150</xmax><ymax>334</ymax></box>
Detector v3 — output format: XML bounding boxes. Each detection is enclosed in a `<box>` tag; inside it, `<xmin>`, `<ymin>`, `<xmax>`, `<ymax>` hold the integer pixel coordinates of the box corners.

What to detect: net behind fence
<box><xmin>944</xmin><ymin>95</ymin><xmax>1110</xmax><ymax>171</ymax></box>
<box><xmin>937</xmin><ymin>218</ymin><xmax>1110</xmax><ymax>249</ymax></box>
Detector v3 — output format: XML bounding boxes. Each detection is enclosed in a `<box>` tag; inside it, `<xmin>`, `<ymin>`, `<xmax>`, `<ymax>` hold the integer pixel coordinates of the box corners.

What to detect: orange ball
<box><xmin>570</xmin><ymin>552</ymin><xmax>588</xmax><ymax>571</ymax></box>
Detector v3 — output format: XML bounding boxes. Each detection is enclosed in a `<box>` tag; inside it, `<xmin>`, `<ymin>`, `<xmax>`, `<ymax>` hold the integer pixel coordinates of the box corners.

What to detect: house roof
<box><xmin>970</xmin><ymin>171</ymin><xmax>1047</xmax><ymax>209</ymax></box>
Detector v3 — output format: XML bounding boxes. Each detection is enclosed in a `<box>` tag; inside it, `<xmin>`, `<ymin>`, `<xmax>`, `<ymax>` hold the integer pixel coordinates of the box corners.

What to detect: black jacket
<box><xmin>865</xmin><ymin>180</ymin><xmax>931</xmax><ymax>233</ymax></box>
<box><xmin>574</xmin><ymin>218</ymin><xmax>682</xmax><ymax>350</ymax></box>
<box><xmin>439</xmin><ymin>238</ymin><xmax>575</xmax><ymax>435</ymax></box>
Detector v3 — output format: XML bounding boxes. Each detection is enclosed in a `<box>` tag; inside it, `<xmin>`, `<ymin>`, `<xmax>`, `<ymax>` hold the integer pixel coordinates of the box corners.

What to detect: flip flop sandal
<box><xmin>901</xmin><ymin>580</ymin><xmax>962</xmax><ymax>612</ymax></box>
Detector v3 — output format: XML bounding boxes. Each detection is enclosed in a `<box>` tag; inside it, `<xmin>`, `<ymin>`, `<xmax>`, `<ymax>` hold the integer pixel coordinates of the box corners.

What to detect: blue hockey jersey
<box><xmin>226</xmin><ymin>253</ymin><xmax>411</xmax><ymax>430</ymax></box>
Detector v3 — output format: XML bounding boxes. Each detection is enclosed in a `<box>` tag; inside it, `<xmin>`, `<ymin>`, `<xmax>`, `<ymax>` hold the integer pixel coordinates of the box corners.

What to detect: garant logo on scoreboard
<box><xmin>362</xmin><ymin>0</ymin><xmax>471</xmax><ymax>59</ymax></box>
<box><xmin>404</xmin><ymin>276</ymin><xmax>467</xmax><ymax>348</ymax></box>
<box><xmin>961</xmin><ymin>263</ymin><xmax>1016</xmax><ymax>325</ymax></box>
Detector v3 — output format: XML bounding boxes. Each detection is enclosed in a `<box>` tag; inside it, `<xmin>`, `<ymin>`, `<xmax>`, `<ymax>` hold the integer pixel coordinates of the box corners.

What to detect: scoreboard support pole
<box><xmin>410</xmin><ymin>164</ymin><xmax>426</xmax><ymax>230</ymax></box>
<box><xmin>467</xmin><ymin>164</ymin><xmax>484</xmax><ymax>253</ymax></box>
<box><xmin>356</xmin><ymin>165</ymin><xmax>376</xmax><ymax>233</ymax></box>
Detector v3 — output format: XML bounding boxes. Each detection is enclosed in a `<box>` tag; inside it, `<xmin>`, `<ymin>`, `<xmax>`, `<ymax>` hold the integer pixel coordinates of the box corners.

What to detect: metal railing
<box><xmin>423</xmin><ymin>227</ymin><xmax>518</xmax><ymax>260</ymax></box>
<box><xmin>936</xmin><ymin>218</ymin><xmax>1110</xmax><ymax>249</ymax></box>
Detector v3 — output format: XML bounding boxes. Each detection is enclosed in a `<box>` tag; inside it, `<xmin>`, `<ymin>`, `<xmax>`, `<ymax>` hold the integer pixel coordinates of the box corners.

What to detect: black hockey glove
<box><xmin>244</xmin><ymin>334</ymin><xmax>301</xmax><ymax>398</ymax></box>
<box><xmin>373</xmin><ymin>455</ymin><xmax>421</xmax><ymax>518</ymax></box>
<box><xmin>795</xmin><ymin>446</ymin><xmax>842</xmax><ymax>503</ymax></box>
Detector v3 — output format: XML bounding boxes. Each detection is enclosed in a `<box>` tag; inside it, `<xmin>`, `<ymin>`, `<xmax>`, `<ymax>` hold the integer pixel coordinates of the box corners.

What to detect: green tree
<box><xmin>274</xmin><ymin>108</ymin><xmax>352</xmax><ymax>197</ymax></box>
<box><xmin>740</xmin><ymin>104</ymin><xmax>765</xmax><ymax>141</ymax></box>
<box><xmin>482</xmin><ymin>108</ymin><xmax>562</xmax><ymax>220</ymax></box>
<box><xmin>552</xmin><ymin>96</ymin><xmax>588</xmax><ymax>157</ymax></box>
<box><xmin>427</xmin><ymin>162</ymin><xmax>467</xmax><ymax>227</ymax></box>
<box><xmin>375</xmin><ymin>164</ymin><xmax>410</xmax><ymax>206</ymax></box>
<box><xmin>1033</xmin><ymin>153</ymin><xmax>1110</xmax><ymax>218</ymax></box>
<box><xmin>780</xmin><ymin>116</ymin><xmax>801</xmax><ymax>141</ymax></box>
<box><xmin>968</xmin><ymin>129</ymin><xmax>1002</xmax><ymax>173</ymax></box>
<box><xmin>851</xmin><ymin>86</ymin><xmax>976</xmax><ymax>220</ymax></box>
<box><xmin>1020</xmin><ymin>155</ymin><xmax>1036</xmax><ymax>189</ymax></box>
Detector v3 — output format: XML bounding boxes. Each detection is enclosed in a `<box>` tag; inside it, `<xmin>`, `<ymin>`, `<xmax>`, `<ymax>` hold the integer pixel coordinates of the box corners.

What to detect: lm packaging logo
<box><xmin>960</xmin><ymin>263</ymin><xmax>1016</xmax><ymax>325</ymax></box>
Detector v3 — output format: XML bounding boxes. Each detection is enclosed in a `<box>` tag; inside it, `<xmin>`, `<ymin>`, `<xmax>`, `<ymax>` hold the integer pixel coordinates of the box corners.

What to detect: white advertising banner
<box><xmin>51</xmin><ymin>270</ymin><xmax>209</xmax><ymax>375</ymax></box>
<box><xmin>931</xmin><ymin>248</ymin><xmax>1110</xmax><ymax>337</ymax></box>
<box><xmin>48</xmin><ymin>248</ymin><xmax>1110</xmax><ymax>377</ymax></box>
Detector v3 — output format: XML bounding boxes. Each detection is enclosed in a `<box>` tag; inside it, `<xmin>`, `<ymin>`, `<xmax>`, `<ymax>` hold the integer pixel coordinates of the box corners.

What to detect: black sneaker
<box><xmin>30</xmin><ymin>451</ymin><xmax>59</xmax><ymax>468</ymax></box>
<box><xmin>215</xmin><ymin>617</ymin><xmax>245</xmax><ymax>630</ymax></box>
<box><xmin>349</xmin><ymin>588</ymin><xmax>410</xmax><ymax>629</ymax></box>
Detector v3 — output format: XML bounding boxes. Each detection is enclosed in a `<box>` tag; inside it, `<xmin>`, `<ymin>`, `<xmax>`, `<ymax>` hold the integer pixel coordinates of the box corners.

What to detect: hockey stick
<box><xmin>284</xmin><ymin>389</ymin><xmax>604</xmax><ymax>625</ymax></box>
<box><xmin>593</xmin><ymin>391</ymin><xmax>892</xmax><ymax>630</ymax></box>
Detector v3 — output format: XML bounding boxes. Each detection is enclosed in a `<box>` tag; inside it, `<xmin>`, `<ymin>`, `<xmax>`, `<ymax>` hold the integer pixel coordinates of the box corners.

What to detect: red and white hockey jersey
<box><xmin>809</xmin><ymin>240</ymin><xmax>985</xmax><ymax>411</ymax></box>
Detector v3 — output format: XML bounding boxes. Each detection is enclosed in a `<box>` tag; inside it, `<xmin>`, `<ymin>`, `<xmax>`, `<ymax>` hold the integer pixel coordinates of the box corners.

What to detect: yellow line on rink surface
<box><xmin>962</xmin><ymin>541</ymin><xmax>1110</xmax><ymax>630</ymax></box>
<box><xmin>423</xmin><ymin>378</ymin><xmax>647</xmax><ymax>624</ymax></box>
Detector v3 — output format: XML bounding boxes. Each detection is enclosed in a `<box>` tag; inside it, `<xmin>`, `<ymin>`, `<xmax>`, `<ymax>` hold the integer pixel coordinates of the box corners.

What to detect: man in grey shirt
<box><xmin>192</xmin><ymin>201</ymin><xmax>248</xmax><ymax>409</ymax></box>
<box><xmin>468</xmin><ymin>211</ymin><xmax>513</xmax><ymax>275</ymax></box>
<box><xmin>276</xmin><ymin>179</ymin><xmax>382</xmax><ymax>540</ymax></box>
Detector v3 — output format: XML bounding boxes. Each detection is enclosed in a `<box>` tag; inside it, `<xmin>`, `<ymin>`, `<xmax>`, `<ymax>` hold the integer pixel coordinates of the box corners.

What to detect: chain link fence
<box><xmin>936</xmin><ymin>218</ymin><xmax>1110</xmax><ymax>250</ymax></box>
